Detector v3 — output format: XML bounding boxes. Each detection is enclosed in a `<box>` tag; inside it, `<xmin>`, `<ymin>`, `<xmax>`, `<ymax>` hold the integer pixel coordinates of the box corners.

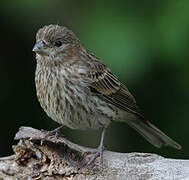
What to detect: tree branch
<box><xmin>0</xmin><ymin>126</ymin><xmax>188</xmax><ymax>179</ymax></box>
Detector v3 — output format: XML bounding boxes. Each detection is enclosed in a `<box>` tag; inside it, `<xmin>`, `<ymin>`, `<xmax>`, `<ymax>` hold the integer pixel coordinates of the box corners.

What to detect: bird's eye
<box><xmin>55</xmin><ymin>40</ymin><xmax>62</xmax><ymax>47</ymax></box>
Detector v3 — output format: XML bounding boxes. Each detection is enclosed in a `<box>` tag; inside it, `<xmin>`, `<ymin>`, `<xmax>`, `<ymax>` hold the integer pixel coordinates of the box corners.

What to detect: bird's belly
<box><xmin>35</xmin><ymin>66</ymin><xmax>120</xmax><ymax>130</ymax></box>
<box><xmin>36</xmin><ymin>80</ymin><xmax>113</xmax><ymax>130</ymax></box>
<box><xmin>42</xmin><ymin>93</ymin><xmax>113</xmax><ymax>130</ymax></box>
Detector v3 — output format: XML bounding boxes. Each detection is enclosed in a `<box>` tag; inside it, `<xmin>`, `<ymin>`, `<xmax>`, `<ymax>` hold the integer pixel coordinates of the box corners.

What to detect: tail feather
<box><xmin>127</xmin><ymin>118</ymin><xmax>181</xmax><ymax>149</ymax></box>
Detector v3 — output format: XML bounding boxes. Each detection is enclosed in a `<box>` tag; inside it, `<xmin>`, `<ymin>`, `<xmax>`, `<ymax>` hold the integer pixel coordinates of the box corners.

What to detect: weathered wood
<box><xmin>0</xmin><ymin>126</ymin><xmax>188</xmax><ymax>179</ymax></box>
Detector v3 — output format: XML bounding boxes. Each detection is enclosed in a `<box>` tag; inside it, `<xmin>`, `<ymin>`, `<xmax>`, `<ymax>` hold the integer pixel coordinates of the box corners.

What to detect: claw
<box><xmin>41</xmin><ymin>125</ymin><xmax>64</xmax><ymax>145</ymax></box>
<box><xmin>78</xmin><ymin>128</ymin><xmax>106</xmax><ymax>168</ymax></box>
<box><xmin>87</xmin><ymin>145</ymin><xmax>105</xmax><ymax>165</ymax></box>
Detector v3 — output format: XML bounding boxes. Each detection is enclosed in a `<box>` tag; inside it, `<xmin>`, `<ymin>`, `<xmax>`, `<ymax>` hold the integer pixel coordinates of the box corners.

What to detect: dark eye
<box><xmin>55</xmin><ymin>40</ymin><xmax>62</xmax><ymax>47</ymax></box>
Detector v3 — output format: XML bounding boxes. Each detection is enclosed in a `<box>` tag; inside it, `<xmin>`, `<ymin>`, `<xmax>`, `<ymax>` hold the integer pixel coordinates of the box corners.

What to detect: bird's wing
<box><xmin>85</xmin><ymin>60</ymin><xmax>144</xmax><ymax>118</ymax></box>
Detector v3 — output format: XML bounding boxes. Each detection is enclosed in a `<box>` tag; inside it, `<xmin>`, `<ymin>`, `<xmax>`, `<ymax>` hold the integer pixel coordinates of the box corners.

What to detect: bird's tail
<box><xmin>126</xmin><ymin>118</ymin><xmax>181</xmax><ymax>149</ymax></box>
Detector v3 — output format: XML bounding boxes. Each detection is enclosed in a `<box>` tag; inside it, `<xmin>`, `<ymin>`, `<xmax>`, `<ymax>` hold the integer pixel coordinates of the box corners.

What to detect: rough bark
<box><xmin>0</xmin><ymin>126</ymin><xmax>188</xmax><ymax>180</ymax></box>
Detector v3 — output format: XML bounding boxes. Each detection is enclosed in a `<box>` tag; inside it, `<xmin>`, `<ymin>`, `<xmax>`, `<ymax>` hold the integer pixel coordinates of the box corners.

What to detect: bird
<box><xmin>32</xmin><ymin>24</ymin><xmax>181</xmax><ymax>165</ymax></box>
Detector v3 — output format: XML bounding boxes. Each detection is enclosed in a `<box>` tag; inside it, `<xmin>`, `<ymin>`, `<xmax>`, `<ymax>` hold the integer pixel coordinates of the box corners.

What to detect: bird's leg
<box><xmin>48</xmin><ymin>125</ymin><xmax>64</xmax><ymax>138</ymax></box>
<box><xmin>41</xmin><ymin>125</ymin><xmax>64</xmax><ymax>144</ymax></box>
<box><xmin>80</xmin><ymin>128</ymin><xmax>106</xmax><ymax>168</ymax></box>
<box><xmin>97</xmin><ymin>127</ymin><xmax>106</xmax><ymax>163</ymax></box>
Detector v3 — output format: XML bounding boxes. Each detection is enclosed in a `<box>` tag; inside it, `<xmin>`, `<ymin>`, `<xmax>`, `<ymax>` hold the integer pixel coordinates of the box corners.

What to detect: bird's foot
<box><xmin>79</xmin><ymin>144</ymin><xmax>105</xmax><ymax>169</ymax></box>
<box><xmin>41</xmin><ymin>125</ymin><xmax>64</xmax><ymax>145</ymax></box>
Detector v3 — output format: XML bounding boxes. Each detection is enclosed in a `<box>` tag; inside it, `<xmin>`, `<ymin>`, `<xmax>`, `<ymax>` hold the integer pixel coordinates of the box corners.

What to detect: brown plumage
<box><xmin>33</xmin><ymin>24</ymin><xmax>181</xmax><ymax>164</ymax></box>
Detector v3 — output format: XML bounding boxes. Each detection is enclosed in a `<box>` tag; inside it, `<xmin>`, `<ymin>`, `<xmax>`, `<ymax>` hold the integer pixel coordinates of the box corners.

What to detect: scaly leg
<box><xmin>41</xmin><ymin>125</ymin><xmax>64</xmax><ymax>144</ymax></box>
<box><xmin>80</xmin><ymin>128</ymin><xmax>106</xmax><ymax>167</ymax></box>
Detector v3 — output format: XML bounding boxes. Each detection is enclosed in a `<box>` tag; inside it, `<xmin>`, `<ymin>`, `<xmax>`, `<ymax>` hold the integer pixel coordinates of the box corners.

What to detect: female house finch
<box><xmin>33</xmin><ymin>24</ymin><xmax>181</xmax><ymax>164</ymax></box>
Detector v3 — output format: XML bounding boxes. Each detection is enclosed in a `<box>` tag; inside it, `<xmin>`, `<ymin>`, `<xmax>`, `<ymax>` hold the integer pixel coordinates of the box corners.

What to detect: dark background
<box><xmin>0</xmin><ymin>0</ymin><xmax>188</xmax><ymax>159</ymax></box>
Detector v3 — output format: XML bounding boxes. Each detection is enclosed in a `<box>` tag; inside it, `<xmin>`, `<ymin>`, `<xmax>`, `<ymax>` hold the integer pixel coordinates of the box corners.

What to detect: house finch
<box><xmin>33</xmin><ymin>24</ymin><xmax>181</xmax><ymax>164</ymax></box>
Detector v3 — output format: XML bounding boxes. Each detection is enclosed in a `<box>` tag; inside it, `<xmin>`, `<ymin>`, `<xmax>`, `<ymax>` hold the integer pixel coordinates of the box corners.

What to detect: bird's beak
<box><xmin>32</xmin><ymin>40</ymin><xmax>48</xmax><ymax>55</ymax></box>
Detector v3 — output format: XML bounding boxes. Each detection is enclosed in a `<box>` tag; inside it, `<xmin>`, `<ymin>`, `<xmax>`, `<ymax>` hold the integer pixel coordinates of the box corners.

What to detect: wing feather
<box><xmin>85</xmin><ymin>61</ymin><xmax>144</xmax><ymax>118</ymax></box>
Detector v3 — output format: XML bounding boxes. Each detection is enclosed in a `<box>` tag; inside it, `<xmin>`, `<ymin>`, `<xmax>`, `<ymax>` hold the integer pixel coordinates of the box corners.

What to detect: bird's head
<box><xmin>33</xmin><ymin>24</ymin><xmax>81</xmax><ymax>61</ymax></box>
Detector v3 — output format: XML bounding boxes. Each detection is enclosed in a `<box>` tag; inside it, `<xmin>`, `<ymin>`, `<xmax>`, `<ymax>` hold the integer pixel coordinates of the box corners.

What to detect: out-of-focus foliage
<box><xmin>0</xmin><ymin>0</ymin><xmax>188</xmax><ymax>159</ymax></box>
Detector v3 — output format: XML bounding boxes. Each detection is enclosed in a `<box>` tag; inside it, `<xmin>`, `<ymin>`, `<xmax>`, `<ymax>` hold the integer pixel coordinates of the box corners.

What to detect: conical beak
<box><xmin>32</xmin><ymin>40</ymin><xmax>47</xmax><ymax>54</ymax></box>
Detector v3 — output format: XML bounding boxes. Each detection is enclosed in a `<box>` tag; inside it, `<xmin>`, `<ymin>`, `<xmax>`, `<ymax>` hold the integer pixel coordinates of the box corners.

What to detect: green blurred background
<box><xmin>0</xmin><ymin>0</ymin><xmax>188</xmax><ymax>159</ymax></box>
